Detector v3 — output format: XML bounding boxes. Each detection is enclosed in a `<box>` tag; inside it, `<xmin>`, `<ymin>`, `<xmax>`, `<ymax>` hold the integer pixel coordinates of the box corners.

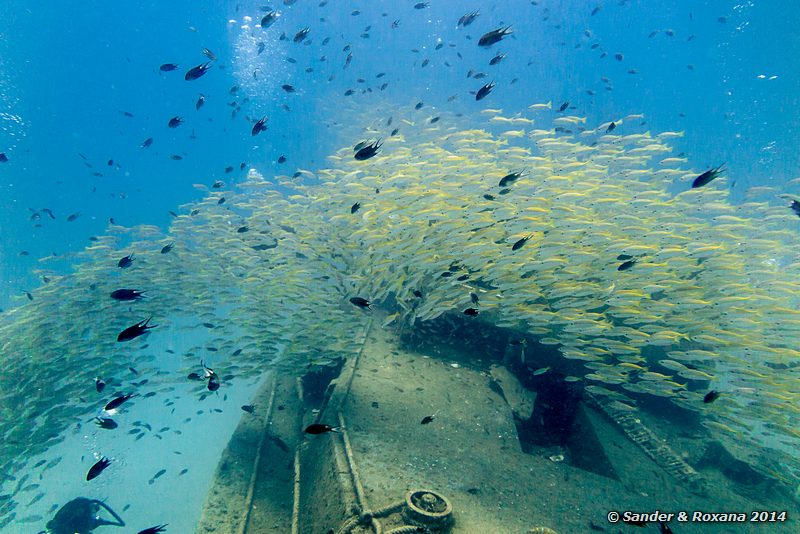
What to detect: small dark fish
<box><xmin>304</xmin><ymin>424</ymin><xmax>340</xmax><ymax>434</ymax></box>
<box><xmin>138</xmin><ymin>525</ymin><xmax>168</xmax><ymax>534</ymax></box>
<box><xmin>117</xmin><ymin>317</ymin><xmax>157</xmax><ymax>342</ymax></box>
<box><xmin>185</xmin><ymin>62</ymin><xmax>211</xmax><ymax>81</ymax></box>
<box><xmin>141</xmin><ymin>137</ymin><xmax>154</xmax><ymax>149</ymax></box>
<box><xmin>94</xmin><ymin>417</ymin><xmax>117</xmax><ymax>430</ymax></box>
<box><xmin>691</xmin><ymin>164</ymin><xmax>725</xmax><ymax>188</ymax></box>
<box><xmin>104</xmin><ymin>393</ymin><xmax>138</xmax><ymax>411</ymax></box>
<box><xmin>703</xmin><ymin>390</ymin><xmax>720</xmax><ymax>404</ymax></box>
<box><xmin>241</xmin><ymin>404</ymin><xmax>255</xmax><ymax>414</ymax></box>
<box><xmin>457</xmin><ymin>10</ymin><xmax>480</xmax><ymax>27</ymax></box>
<box><xmin>86</xmin><ymin>457</ymin><xmax>111</xmax><ymax>481</ymax></box>
<box><xmin>208</xmin><ymin>374</ymin><xmax>220</xmax><ymax>391</ymax></box>
<box><xmin>252</xmin><ymin>116</ymin><xmax>268</xmax><ymax>136</ymax></box>
<box><xmin>789</xmin><ymin>199</ymin><xmax>800</xmax><ymax>218</ymax></box>
<box><xmin>237</xmin><ymin>226</ymin><xmax>249</xmax><ymax>233</ymax></box>
<box><xmin>558</xmin><ymin>101</ymin><xmax>569</xmax><ymax>112</ymax></box>
<box><xmin>118</xmin><ymin>254</ymin><xmax>134</xmax><ymax>268</ymax></box>
<box><xmin>512</xmin><ymin>234</ymin><xmax>534</xmax><ymax>251</ymax></box>
<box><xmin>470</xmin><ymin>292</ymin><xmax>479</xmax><ymax>305</ymax></box>
<box><xmin>463</xmin><ymin>308</ymin><xmax>479</xmax><ymax>316</ymax></box>
<box><xmin>202</xmin><ymin>47</ymin><xmax>217</xmax><ymax>60</ymax></box>
<box><xmin>201</xmin><ymin>360</ymin><xmax>217</xmax><ymax>380</ymax></box>
<box><xmin>152</xmin><ymin>469</ymin><xmax>166</xmax><ymax>480</ymax></box>
<box><xmin>42</xmin><ymin>208</ymin><xmax>56</xmax><ymax>219</ymax></box>
<box><xmin>617</xmin><ymin>254</ymin><xmax>633</xmax><ymax>261</ymax></box>
<box><xmin>261</xmin><ymin>10</ymin><xmax>279</xmax><ymax>28</ymax></box>
<box><xmin>475</xmin><ymin>81</ymin><xmax>495</xmax><ymax>101</ymax></box>
<box><xmin>489</xmin><ymin>53</ymin><xmax>505</xmax><ymax>66</ymax></box>
<box><xmin>430</xmin><ymin>116</ymin><xmax>440</xmax><ymax>124</ymax></box>
<box><xmin>257</xmin><ymin>42</ymin><xmax>266</xmax><ymax>55</ymax></box>
<box><xmin>606</xmin><ymin>121</ymin><xmax>616</xmax><ymax>133</ymax></box>
<box><xmin>196</xmin><ymin>94</ymin><xmax>205</xmax><ymax>111</ymax></box>
<box><xmin>159</xmin><ymin>63</ymin><xmax>179</xmax><ymax>72</ymax></box>
<box><xmin>350</xmin><ymin>297</ymin><xmax>371</xmax><ymax>309</ymax></box>
<box><xmin>0</xmin><ymin>152</ymin><xmax>8</xmax><ymax>163</ymax></box>
<box><xmin>390</xmin><ymin>128</ymin><xmax>399</xmax><ymax>136</ymax></box>
<box><xmin>111</xmin><ymin>289</ymin><xmax>144</xmax><ymax>301</ymax></box>
<box><xmin>294</xmin><ymin>27</ymin><xmax>310</xmax><ymax>43</ymax></box>
<box><xmin>281</xmin><ymin>84</ymin><xmax>295</xmax><ymax>93</ymax></box>
<box><xmin>414</xmin><ymin>2</ymin><xmax>429</xmax><ymax>9</ymax></box>
<box><xmin>161</xmin><ymin>242</ymin><xmax>174</xmax><ymax>254</ymax></box>
<box><xmin>66</xmin><ymin>212</ymin><xmax>81</xmax><ymax>222</ymax></box>
<box><xmin>413</xmin><ymin>290</ymin><xmax>423</xmax><ymax>298</ymax></box>
<box><xmin>478</xmin><ymin>26</ymin><xmax>512</xmax><ymax>47</ymax></box>
<box><xmin>618</xmin><ymin>259</ymin><xmax>637</xmax><ymax>271</ymax></box>
<box><xmin>420</xmin><ymin>415</ymin><xmax>435</xmax><ymax>424</ymax></box>
<box><xmin>499</xmin><ymin>170</ymin><xmax>525</xmax><ymax>187</ymax></box>
<box><xmin>168</xmin><ymin>116</ymin><xmax>183</xmax><ymax>128</ymax></box>
<box><xmin>95</xmin><ymin>377</ymin><xmax>106</xmax><ymax>393</ymax></box>
<box><xmin>351</xmin><ymin>202</ymin><xmax>361</xmax><ymax>214</ymax></box>
<box><xmin>354</xmin><ymin>139</ymin><xmax>382</xmax><ymax>160</ymax></box>
<box><xmin>278</xmin><ymin>155</ymin><xmax>287</xmax><ymax>163</ymax></box>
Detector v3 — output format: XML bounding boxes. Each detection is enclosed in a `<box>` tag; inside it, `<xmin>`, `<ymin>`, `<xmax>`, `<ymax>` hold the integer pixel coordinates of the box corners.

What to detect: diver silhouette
<box><xmin>38</xmin><ymin>497</ymin><xmax>125</xmax><ymax>534</ymax></box>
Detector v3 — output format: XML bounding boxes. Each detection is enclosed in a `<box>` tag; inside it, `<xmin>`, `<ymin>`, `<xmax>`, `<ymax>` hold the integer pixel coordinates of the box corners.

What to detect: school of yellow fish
<box><xmin>1</xmin><ymin>100</ymin><xmax>799</xmax><ymax>495</ymax></box>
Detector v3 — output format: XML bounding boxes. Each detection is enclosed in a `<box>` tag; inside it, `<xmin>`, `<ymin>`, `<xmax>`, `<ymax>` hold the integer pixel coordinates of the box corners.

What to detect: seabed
<box><xmin>195</xmin><ymin>311</ymin><xmax>797</xmax><ymax>534</ymax></box>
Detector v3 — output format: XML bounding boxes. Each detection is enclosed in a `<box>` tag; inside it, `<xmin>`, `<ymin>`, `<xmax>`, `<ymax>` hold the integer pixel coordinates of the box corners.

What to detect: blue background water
<box><xmin>1</xmin><ymin>1</ymin><xmax>798</xmax><ymax>310</ymax></box>
<box><xmin>1</xmin><ymin>1</ymin><xmax>799</xmax><ymax>531</ymax></box>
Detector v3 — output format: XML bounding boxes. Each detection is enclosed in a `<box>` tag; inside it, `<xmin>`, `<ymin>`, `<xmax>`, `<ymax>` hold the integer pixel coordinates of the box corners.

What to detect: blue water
<box><xmin>1</xmin><ymin>0</ymin><xmax>799</xmax><ymax>531</ymax></box>
<box><xmin>1</xmin><ymin>1</ymin><xmax>798</xmax><ymax>309</ymax></box>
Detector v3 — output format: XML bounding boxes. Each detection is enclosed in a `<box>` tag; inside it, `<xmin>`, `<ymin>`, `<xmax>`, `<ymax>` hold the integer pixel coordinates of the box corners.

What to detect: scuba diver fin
<box><xmin>92</xmin><ymin>499</ymin><xmax>125</xmax><ymax>527</ymax></box>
